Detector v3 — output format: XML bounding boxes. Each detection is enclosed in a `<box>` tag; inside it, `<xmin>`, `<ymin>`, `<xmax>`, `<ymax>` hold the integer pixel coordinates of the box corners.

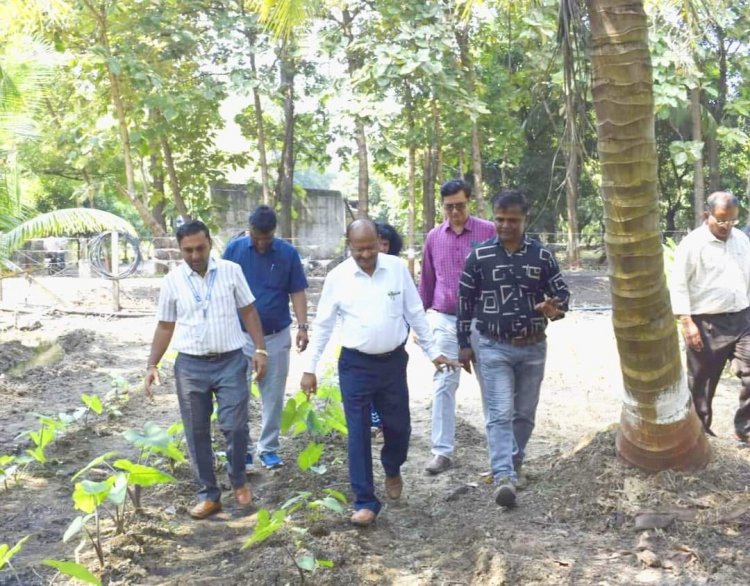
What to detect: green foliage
<box><xmin>42</xmin><ymin>560</ymin><xmax>101</xmax><ymax>586</ymax></box>
<box><xmin>242</xmin><ymin>508</ymin><xmax>287</xmax><ymax>549</ymax></box>
<box><xmin>0</xmin><ymin>535</ymin><xmax>29</xmax><ymax>571</ymax></box>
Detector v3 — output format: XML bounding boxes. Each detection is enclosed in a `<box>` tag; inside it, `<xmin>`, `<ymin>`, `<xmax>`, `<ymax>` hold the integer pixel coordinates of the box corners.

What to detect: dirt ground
<box><xmin>0</xmin><ymin>271</ymin><xmax>748</xmax><ymax>585</ymax></box>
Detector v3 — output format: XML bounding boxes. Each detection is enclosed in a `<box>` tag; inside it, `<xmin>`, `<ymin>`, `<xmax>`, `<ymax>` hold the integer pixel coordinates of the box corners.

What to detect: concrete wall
<box><xmin>210</xmin><ymin>184</ymin><xmax>347</xmax><ymax>259</ymax></box>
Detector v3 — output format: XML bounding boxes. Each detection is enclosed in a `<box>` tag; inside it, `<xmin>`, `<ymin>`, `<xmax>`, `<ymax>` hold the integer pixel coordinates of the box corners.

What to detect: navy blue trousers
<box><xmin>339</xmin><ymin>346</ymin><xmax>411</xmax><ymax>514</ymax></box>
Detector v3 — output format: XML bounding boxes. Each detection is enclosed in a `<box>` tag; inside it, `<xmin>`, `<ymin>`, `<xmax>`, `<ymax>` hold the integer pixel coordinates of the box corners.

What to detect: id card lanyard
<box><xmin>185</xmin><ymin>268</ymin><xmax>217</xmax><ymax>318</ymax></box>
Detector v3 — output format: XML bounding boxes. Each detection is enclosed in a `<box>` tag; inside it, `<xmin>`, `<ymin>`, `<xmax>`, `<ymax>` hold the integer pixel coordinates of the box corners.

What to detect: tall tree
<box><xmin>585</xmin><ymin>0</ymin><xmax>708</xmax><ymax>470</ymax></box>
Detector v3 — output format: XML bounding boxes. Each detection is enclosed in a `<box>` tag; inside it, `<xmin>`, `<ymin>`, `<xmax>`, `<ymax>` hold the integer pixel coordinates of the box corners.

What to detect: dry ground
<box><xmin>0</xmin><ymin>271</ymin><xmax>748</xmax><ymax>585</ymax></box>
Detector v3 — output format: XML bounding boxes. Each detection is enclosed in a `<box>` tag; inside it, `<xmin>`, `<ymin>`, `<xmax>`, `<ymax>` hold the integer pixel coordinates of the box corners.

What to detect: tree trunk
<box><xmin>422</xmin><ymin>147</ymin><xmax>436</xmax><ymax>232</ymax></box>
<box><xmin>149</xmin><ymin>150</ymin><xmax>167</xmax><ymax>232</ymax></box>
<box><xmin>158</xmin><ymin>131</ymin><xmax>191</xmax><ymax>220</ymax></box>
<box><xmin>706</xmin><ymin>132</ymin><xmax>720</xmax><ymax>193</ymax></box>
<box><xmin>563</xmin><ymin>43</ymin><xmax>581</xmax><ymax>269</ymax></box>
<box><xmin>690</xmin><ymin>87</ymin><xmax>705</xmax><ymax>226</ymax></box>
<box><xmin>249</xmin><ymin>51</ymin><xmax>272</xmax><ymax>206</ymax></box>
<box><xmin>84</xmin><ymin>0</ymin><xmax>165</xmax><ymax>236</ymax></box>
<box><xmin>276</xmin><ymin>38</ymin><xmax>295</xmax><ymax>239</ymax></box>
<box><xmin>342</xmin><ymin>8</ymin><xmax>370</xmax><ymax>219</ymax></box>
<box><xmin>406</xmin><ymin>95</ymin><xmax>416</xmax><ymax>278</ymax></box>
<box><xmin>586</xmin><ymin>0</ymin><xmax>709</xmax><ymax>471</ymax></box>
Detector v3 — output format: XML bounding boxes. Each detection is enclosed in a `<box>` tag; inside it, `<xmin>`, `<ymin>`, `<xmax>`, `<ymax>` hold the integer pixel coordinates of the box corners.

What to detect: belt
<box><xmin>263</xmin><ymin>327</ymin><xmax>287</xmax><ymax>336</ymax></box>
<box><xmin>179</xmin><ymin>348</ymin><xmax>242</xmax><ymax>361</ymax></box>
<box><xmin>484</xmin><ymin>332</ymin><xmax>546</xmax><ymax>347</ymax></box>
<box><xmin>342</xmin><ymin>343</ymin><xmax>406</xmax><ymax>360</ymax></box>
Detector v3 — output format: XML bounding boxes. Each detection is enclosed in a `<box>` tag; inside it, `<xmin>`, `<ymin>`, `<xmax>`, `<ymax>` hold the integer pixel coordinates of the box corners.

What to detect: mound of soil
<box><xmin>0</xmin><ymin>341</ymin><xmax>35</xmax><ymax>374</ymax></box>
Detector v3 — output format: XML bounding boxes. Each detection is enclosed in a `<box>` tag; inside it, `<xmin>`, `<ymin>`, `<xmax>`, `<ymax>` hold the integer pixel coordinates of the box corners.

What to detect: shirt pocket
<box><xmin>212</xmin><ymin>286</ymin><xmax>237</xmax><ymax>319</ymax></box>
<box><xmin>385</xmin><ymin>289</ymin><xmax>404</xmax><ymax>317</ymax></box>
<box><xmin>267</xmin><ymin>262</ymin><xmax>289</xmax><ymax>289</ymax></box>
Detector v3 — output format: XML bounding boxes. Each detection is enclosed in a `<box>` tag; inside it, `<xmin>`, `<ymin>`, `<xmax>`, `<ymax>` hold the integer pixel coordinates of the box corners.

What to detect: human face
<box><xmin>179</xmin><ymin>231</ymin><xmax>212</xmax><ymax>275</ymax></box>
<box><xmin>705</xmin><ymin>205</ymin><xmax>738</xmax><ymax>241</ymax></box>
<box><xmin>250</xmin><ymin>227</ymin><xmax>274</xmax><ymax>254</ymax></box>
<box><xmin>378</xmin><ymin>237</ymin><xmax>390</xmax><ymax>254</ymax></box>
<box><xmin>348</xmin><ymin>229</ymin><xmax>379</xmax><ymax>274</ymax></box>
<box><xmin>443</xmin><ymin>190</ymin><xmax>470</xmax><ymax>227</ymax></box>
<box><xmin>494</xmin><ymin>205</ymin><xmax>526</xmax><ymax>247</ymax></box>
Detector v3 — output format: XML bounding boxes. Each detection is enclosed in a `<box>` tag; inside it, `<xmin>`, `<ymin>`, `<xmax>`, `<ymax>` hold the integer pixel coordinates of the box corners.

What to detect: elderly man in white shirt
<box><xmin>301</xmin><ymin>219</ymin><xmax>457</xmax><ymax>527</ymax></box>
<box><xmin>671</xmin><ymin>191</ymin><xmax>750</xmax><ymax>441</ymax></box>
<box><xmin>145</xmin><ymin>220</ymin><xmax>268</xmax><ymax>520</ymax></box>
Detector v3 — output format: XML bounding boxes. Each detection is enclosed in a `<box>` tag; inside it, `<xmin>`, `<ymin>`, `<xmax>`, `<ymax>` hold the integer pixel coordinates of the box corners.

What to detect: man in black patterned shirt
<box><xmin>457</xmin><ymin>190</ymin><xmax>570</xmax><ymax>508</ymax></box>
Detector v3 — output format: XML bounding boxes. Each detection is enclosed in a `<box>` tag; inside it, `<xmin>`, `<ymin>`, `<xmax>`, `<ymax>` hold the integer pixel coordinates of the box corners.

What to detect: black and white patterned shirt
<box><xmin>457</xmin><ymin>236</ymin><xmax>570</xmax><ymax>348</ymax></box>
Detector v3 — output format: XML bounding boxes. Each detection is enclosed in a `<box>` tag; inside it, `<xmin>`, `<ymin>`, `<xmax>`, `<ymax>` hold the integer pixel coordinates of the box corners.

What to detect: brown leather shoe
<box><xmin>190</xmin><ymin>500</ymin><xmax>222</xmax><ymax>519</ymax></box>
<box><xmin>350</xmin><ymin>509</ymin><xmax>377</xmax><ymax>527</ymax></box>
<box><xmin>234</xmin><ymin>485</ymin><xmax>253</xmax><ymax>507</ymax></box>
<box><xmin>385</xmin><ymin>475</ymin><xmax>403</xmax><ymax>499</ymax></box>
<box><xmin>425</xmin><ymin>455</ymin><xmax>452</xmax><ymax>475</ymax></box>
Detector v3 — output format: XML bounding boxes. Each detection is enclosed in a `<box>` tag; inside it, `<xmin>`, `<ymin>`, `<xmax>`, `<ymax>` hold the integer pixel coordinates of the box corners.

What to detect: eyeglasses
<box><xmin>710</xmin><ymin>215</ymin><xmax>739</xmax><ymax>227</ymax></box>
<box><xmin>443</xmin><ymin>202</ymin><xmax>467</xmax><ymax>212</ymax></box>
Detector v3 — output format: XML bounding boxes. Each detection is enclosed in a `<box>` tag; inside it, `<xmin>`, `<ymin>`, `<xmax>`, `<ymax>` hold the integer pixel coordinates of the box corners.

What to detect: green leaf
<box><xmin>309</xmin><ymin>464</ymin><xmax>327</xmax><ymax>475</ymax></box>
<box><xmin>0</xmin><ymin>535</ymin><xmax>30</xmax><ymax>569</ymax></box>
<box><xmin>310</xmin><ymin>496</ymin><xmax>344</xmax><ymax>514</ymax></box>
<box><xmin>317</xmin><ymin>559</ymin><xmax>334</xmax><ymax>568</ymax></box>
<box><xmin>297</xmin><ymin>442</ymin><xmax>324</xmax><ymax>471</ymax></box>
<box><xmin>26</xmin><ymin>445</ymin><xmax>47</xmax><ymax>464</ymax></box>
<box><xmin>107</xmin><ymin>474</ymin><xmax>128</xmax><ymax>505</ymax></box>
<box><xmin>166</xmin><ymin>421</ymin><xmax>184</xmax><ymax>437</ymax></box>
<box><xmin>107</xmin><ymin>57</ymin><xmax>121</xmax><ymax>76</ymax></box>
<box><xmin>296</xmin><ymin>554</ymin><xmax>316</xmax><ymax>572</ymax></box>
<box><xmin>0</xmin><ymin>455</ymin><xmax>15</xmax><ymax>467</ymax></box>
<box><xmin>123</xmin><ymin>422</ymin><xmax>170</xmax><ymax>451</ymax></box>
<box><xmin>323</xmin><ymin>488</ymin><xmax>347</xmax><ymax>503</ymax></box>
<box><xmin>73</xmin><ymin>480</ymin><xmax>111</xmax><ymax>513</ymax></box>
<box><xmin>63</xmin><ymin>514</ymin><xmax>94</xmax><ymax>543</ymax></box>
<box><xmin>113</xmin><ymin>459</ymin><xmax>176</xmax><ymax>486</ymax></box>
<box><xmin>81</xmin><ymin>394</ymin><xmax>103</xmax><ymax>415</ymax></box>
<box><xmin>72</xmin><ymin>451</ymin><xmax>119</xmax><ymax>481</ymax></box>
<box><xmin>281</xmin><ymin>491</ymin><xmax>312</xmax><ymax>511</ymax></box>
<box><xmin>242</xmin><ymin>508</ymin><xmax>285</xmax><ymax>549</ymax></box>
<box><xmin>280</xmin><ymin>398</ymin><xmax>299</xmax><ymax>433</ymax></box>
<box><xmin>43</xmin><ymin>560</ymin><xmax>102</xmax><ymax>585</ymax></box>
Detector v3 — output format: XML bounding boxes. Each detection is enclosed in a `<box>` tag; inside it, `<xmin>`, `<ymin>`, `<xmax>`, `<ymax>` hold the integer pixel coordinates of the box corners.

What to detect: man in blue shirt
<box><xmin>223</xmin><ymin>205</ymin><xmax>309</xmax><ymax>470</ymax></box>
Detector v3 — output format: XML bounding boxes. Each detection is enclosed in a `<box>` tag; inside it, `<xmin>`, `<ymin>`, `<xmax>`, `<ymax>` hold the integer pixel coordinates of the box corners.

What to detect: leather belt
<box><xmin>179</xmin><ymin>348</ymin><xmax>242</xmax><ymax>361</ymax></box>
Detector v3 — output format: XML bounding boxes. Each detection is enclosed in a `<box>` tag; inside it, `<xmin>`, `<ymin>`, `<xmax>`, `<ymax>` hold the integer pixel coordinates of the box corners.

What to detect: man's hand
<box><xmin>681</xmin><ymin>318</ymin><xmax>703</xmax><ymax>351</ymax></box>
<box><xmin>144</xmin><ymin>366</ymin><xmax>160</xmax><ymax>400</ymax></box>
<box><xmin>433</xmin><ymin>354</ymin><xmax>460</xmax><ymax>373</ymax></box>
<box><xmin>253</xmin><ymin>353</ymin><xmax>268</xmax><ymax>381</ymax></box>
<box><xmin>296</xmin><ymin>328</ymin><xmax>309</xmax><ymax>353</ymax></box>
<box><xmin>301</xmin><ymin>372</ymin><xmax>317</xmax><ymax>399</ymax></box>
<box><xmin>458</xmin><ymin>348</ymin><xmax>475</xmax><ymax>374</ymax></box>
<box><xmin>535</xmin><ymin>297</ymin><xmax>564</xmax><ymax>319</ymax></box>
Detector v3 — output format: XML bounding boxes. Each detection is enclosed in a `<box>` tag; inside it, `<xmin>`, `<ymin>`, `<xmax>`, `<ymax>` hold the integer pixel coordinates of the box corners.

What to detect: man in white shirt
<box><xmin>145</xmin><ymin>220</ymin><xmax>269</xmax><ymax>520</ymax></box>
<box><xmin>301</xmin><ymin>220</ymin><xmax>457</xmax><ymax>527</ymax></box>
<box><xmin>671</xmin><ymin>191</ymin><xmax>750</xmax><ymax>441</ymax></box>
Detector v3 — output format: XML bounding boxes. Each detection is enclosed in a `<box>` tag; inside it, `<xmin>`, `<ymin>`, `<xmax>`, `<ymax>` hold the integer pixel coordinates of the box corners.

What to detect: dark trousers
<box><xmin>687</xmin><ymin>308</ymin><xmax>750</xmax><ymax>438</ymax></box>
<box><xmin>174</xmin><ymin>349</ymin><xmax>249</xmax><ymax>501</ymax></box>
<box><xmin>338</xmin><ymin>346</ymin><xmax>411</xmax><ymax>514</ymax></box>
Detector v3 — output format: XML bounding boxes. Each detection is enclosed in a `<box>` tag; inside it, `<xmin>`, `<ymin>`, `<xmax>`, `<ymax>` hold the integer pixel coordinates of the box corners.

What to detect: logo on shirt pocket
<box><xmin>387</xmin><ymin>290</ymin><xmax>402</xmax><ymax>316</ymax></box>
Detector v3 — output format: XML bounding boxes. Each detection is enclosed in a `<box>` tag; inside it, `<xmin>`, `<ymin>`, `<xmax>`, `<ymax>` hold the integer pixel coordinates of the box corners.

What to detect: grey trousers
<box><xmin>687</xmin><ymin>307</ymin><xmax>750</xmax><ymax>438</ymax></box>
<box><xmin>174</xmin><ymin>349</ymin><xmax>249</xmax><ymax>502</ymax></box>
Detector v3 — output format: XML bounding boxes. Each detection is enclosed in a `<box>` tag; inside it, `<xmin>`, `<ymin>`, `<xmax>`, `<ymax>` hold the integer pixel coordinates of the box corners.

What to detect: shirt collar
<box><xmin>182</xmin><ymin>256</ymin><xmax>218</xmax><ymax>278</ymax></box>
<box><xmin>700</xmin><ymin>223</ymin><xmax>731</xmax><ymax>244</ymax></box>
<box><xmin>491</xmin><ymin>234</ymin><xmax>532</xmax><ymax>253</ymax></box>
<box><xmin>248</xmin><ymin>236</ymin><xmax>277</xmax><ymax>252</ymax></box>
<box><xmin>349</xmin><ymin>254</ymin><xmax>387</xmax><ymax>276</ymax></box>
<box><xmin>441</xmin><ymin>215</ymin><xmax>478</xmax><ymax>235</ymax></box>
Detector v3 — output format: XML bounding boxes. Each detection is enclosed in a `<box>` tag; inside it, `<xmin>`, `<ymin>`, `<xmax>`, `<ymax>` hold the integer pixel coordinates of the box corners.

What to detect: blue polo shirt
<box><xmin>223</xmin><ymin>235</ymin><xmax>308</xmax><ymax>335</ymax></box>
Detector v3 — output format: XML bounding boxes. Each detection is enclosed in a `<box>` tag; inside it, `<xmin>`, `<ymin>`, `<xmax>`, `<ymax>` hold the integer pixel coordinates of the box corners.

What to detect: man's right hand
<box><xmin>300</xmin><ymin>372</ymin><xmax>317</xmax><ymax>399</ymax></box>
<box><xmin>144</xmin><ymin>366</ymin><xmax>160</xmax><ymax>400</ymax></box>
<box><xmin>681</xmin><ymin>318</ymin><xmax>703</xmax><ymax>351</ymax></box>
<box><xmin>459</xmin><ymin>348</ymin><xmax>475</xmax><ymax>374</ymax></box>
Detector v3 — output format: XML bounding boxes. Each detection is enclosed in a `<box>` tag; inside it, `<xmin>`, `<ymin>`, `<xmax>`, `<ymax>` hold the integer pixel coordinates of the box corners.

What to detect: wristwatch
<box><xmin>298</xmin><ymin>324</ymin><xmax>309</xmax><ymax>331</ymax></box>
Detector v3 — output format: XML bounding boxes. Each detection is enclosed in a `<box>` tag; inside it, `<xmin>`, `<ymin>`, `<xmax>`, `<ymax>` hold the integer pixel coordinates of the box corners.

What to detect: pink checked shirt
<box><xmin>419</xmin><ymin>216</ymin><xmax>496</xmax><ymax>315</ymax></box>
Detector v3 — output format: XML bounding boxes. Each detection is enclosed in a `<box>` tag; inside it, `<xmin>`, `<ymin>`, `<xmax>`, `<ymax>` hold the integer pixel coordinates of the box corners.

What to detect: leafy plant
<box><xmin>15</xmin><ymin>414</ymin><xmax>67</xmax><ymax>464</ymax></box>
<box><xmin>0</xmin><ymin>455</ymin><xmax>17</xmax><ymax>490</ymax></box>
<box><xmin>0</xmin><ymin>535</ymin><xmax>30</xmax><ymax>585</ymax></box>
<box><xmin>80</xmin><ymin>394</ymin><xmax>103</xmax><ymax>426</ymax></box>
<box><xmin>42</xmin><ymin>559</ymin><xmax>101</xmax><ymax>586</ymax></box>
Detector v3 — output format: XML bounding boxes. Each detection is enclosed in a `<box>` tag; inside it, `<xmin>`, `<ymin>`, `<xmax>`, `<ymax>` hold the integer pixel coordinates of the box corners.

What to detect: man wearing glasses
<box><xmin>671</xmin><ymin>191</ymin><xmax>750</xmax><ymax>442</ymax></box>
<box><xmin>419</xmin><ymin>179</ymin><xmax>495</xmax><ymax>475</ymax></box>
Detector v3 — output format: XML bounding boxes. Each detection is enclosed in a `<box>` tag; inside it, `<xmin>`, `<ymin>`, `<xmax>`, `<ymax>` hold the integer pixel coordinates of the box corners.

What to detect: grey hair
<box><xmin>705</xmin><ymin>191</ymin><xmax>738</xmax><ymax>213</ymax></box>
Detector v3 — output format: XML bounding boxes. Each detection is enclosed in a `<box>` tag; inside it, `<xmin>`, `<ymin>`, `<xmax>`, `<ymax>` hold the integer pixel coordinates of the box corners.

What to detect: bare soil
<box><xmin>0</xmin><ymin>272</ymin><xmax>748</xmax><ymax>586</ymax></box>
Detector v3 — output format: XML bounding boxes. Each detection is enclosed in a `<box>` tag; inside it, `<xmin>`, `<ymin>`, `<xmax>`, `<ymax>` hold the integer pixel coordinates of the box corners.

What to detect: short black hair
<box><xmin>441</xmin><ymin>179</ymin><xmax>472</xmax><ymax>199</ymax></box>
<box><xmin>491</xmin><ymin>189</ymin><xmax>529</xmax><ymax>214</ymax></box>
<box><xmin>248</xmin><ymin>205</ymin><xmax>277</xmax><ymax>232</ymax></box>
<box><xmin>176</xmin><ymin>219</ymin><xmax>211</xmax><ymax>243</ymax></box>
<box><xmin>375</xmin><ymin>221</ymin><xmax>403</xmax><ymax>256</ymax></box>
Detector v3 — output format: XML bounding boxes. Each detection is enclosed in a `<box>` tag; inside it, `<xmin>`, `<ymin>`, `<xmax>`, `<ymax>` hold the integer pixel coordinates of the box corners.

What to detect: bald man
<box><xmin>301</xmin><ymin>220</ymin><xmax>457</xmax><ymax>527</ymax></box>
<box><xmin>671</xmin><ymin>191</ymin><xmax>750</xmax><ymax>441</ymax></box>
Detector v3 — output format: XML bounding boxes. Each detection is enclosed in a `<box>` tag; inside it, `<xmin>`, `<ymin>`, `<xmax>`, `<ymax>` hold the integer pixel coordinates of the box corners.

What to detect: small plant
<box><xmin>80</xmin><ymin>394</ymin><xmax>104</xmax><ymax>426</ymax></box>
<box><xmin>15</xmin><ymin>414</ymin><xmax>67</xmax><ymax>464</ymax></box>
<box><xmin>0</xmin><ymin>535</ymin><xmax>30</xmax><ymax>585</ymax></box>
<box><xmin>124</xmin><ymin>421</ymin><xmax>186</xmax><ymax>480</ymax></box>
<box><xmin>0</xmin><ymin>455</ymin><xmax>17</xmax><ymax>490</ymax></box>
<box><xmin>243</xmin><ymin>489</ymin><xmax>345</xmax><ymax>583</ymax></box>
<box><xmin>42</xmin><ymin>559</ymin><xmax>101</xmax><ymax>586</ymax></box>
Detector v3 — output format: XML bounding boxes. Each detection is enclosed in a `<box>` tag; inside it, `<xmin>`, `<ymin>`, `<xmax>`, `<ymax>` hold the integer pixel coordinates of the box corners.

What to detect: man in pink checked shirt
<box><xmin>419</xmin><ymin>179</ymin><xmax>496</xmax><ymax>475</ymax></box>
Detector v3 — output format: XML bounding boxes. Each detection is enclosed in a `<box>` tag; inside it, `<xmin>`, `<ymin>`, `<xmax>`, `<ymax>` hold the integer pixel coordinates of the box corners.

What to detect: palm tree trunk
<box><xmin>276</xmin><ymin>38</ymin><xmax>295</xmax><ymax>239</ymax></box>
<box><xmin>563</xmin><ymin>44</ymin><xmax>581</xmax><ymax>269</ymax></box>
<box><xmin>586</xmin><ymin>0</ymin><xmax>708</xmax><ymax>471</ymax></box>
<box><xmin>690</xmin><ymin>87</ymin><xmax>704</xmax><ymax>227</ymax></box>
<box><xmin>249</xmin><ymin>51</ymin><xmax>272</xmax><ymax>206</ymax></box>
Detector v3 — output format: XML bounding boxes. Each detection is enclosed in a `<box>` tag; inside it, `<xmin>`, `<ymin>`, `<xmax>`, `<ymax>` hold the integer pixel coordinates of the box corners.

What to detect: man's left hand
<box><xmin>296</xmin><ymin>329</ymin><xmax>309</xmax><ymax>352</ymax></box>
<box><xmin>253</xmin><ymin>353</ymin><xmax>268</xmax><ymax>381</ymax></box>
<box><xmin>535</xmin><ymin>297</ymin><xmax>564</xmax><ymax>319</ymax></box>
<box><xmin>433</xmin><ymin>354</ymin><xmax>460</xmax><ymax>372</ymax></box>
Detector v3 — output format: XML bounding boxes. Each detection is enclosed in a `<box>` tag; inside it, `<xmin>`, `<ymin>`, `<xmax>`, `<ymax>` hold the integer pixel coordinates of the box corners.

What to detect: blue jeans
<box><xmin>339</xmin><ymin>346</ymin><xmax>411</xmax><ymax>514</ymax></box>
<box><xmin>174</xmin><ymin>349</ymin><xmax>249</xmax><ymax>501</ymax></box>
<box><xmin>241</xmin><ymin>328</ymin><xmax>292</xmax><ymax>456</ymax></box>
<box><xmin>476</xmin><ymin>336</ymin><xmax>547</xmax><ymax>483</ymax></box>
